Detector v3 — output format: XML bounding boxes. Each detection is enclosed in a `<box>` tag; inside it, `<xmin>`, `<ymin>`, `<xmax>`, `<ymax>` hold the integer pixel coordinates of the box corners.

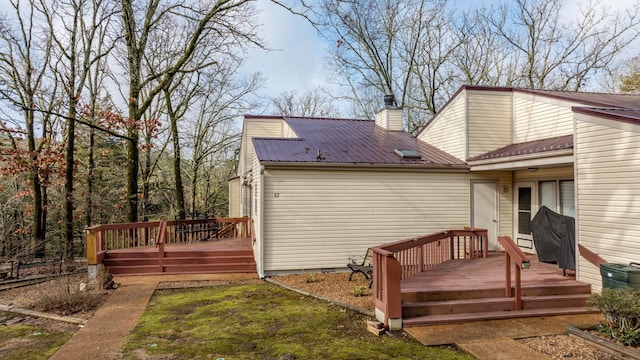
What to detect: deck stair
<box><xmin>401</xmin><ymin>281</ymin><xmax>596</xmax><ymax>327</ymax></box>
<box><xmin>102</xmin><ymin>247</ymin><xmax>256</xmax><ymax>275</ymax></box>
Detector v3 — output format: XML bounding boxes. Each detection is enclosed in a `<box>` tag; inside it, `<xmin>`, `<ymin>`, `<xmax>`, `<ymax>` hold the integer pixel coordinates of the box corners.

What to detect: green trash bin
<box><xmin>600</xmin><ymin>263</ymin><xmax>640</xmax><ymax>290</ymax></box>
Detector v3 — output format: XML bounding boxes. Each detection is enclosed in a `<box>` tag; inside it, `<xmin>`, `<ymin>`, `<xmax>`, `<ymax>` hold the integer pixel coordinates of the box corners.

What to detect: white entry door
<box><xmin>472</xmin><ymin>182</ymin><xmax>498</xmax><ymax>251</ymax></box>
<box><xmin>515</xmin><ymin>182</ymin><xmax>536</xmax><ymax>254</ymax></box>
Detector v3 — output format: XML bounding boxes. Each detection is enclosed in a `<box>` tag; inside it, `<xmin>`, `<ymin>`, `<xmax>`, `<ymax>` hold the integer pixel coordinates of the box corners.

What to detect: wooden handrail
<box><xmin>85</xmin><ymin>217</ymin><xmax>250</xmax><ymax>266</ymax></box>
<box><xmin>578</xmin><ymin>244</ymin><xmax>607</xmax><ymax>267</ymax></box>
<box><xmin>497</xmin><ymin>236</ymin><xmax>530</xmax><ymax>311</ymax></box>
<box><xmin>372</xmin><ymin>228</ymin><xmax>488</xmax><ymax>328</ymax></box>
<box><xmin>156</xmin><ymin>221</ymin><xmax>167</xmax><ymax>272</ymax></box>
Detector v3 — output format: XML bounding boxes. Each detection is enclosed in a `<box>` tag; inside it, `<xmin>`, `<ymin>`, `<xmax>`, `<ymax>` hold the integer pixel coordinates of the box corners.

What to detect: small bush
<box><xmin>588</xmin><ymin>287</ymin><xmax>640</xmax><ymax>346</ymax></box>
<box><xmin>31</xmin><ymin>272</ymin><xmax>112</xmax><ymax>316</ymax></box>
<box><xmin>304</xmin><ymin>272</ymin><xmax>315</xmax><ymax>284</ymax></box>
<box><xmin>351</xmin><ymin>286</ymin><xmax>369</xmax><ymax>297</ymax></box>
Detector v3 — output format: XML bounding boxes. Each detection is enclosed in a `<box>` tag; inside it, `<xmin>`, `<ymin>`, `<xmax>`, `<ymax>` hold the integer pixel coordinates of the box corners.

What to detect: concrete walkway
<box><xmin>49</xmin><ymin>273</ymin><xmax>256</xmax><ymax>360</ymax></box>
<box><xmin>405</xmin><ymin>313</ymin><xmax>603</xmax><ymax>360</ymax></box>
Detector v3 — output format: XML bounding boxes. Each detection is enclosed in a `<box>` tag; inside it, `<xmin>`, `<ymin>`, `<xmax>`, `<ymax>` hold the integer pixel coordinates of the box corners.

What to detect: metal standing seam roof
<box><xmin>252</xmin><ymin>117</ymin><xmax>467</xmax><ymax>167</ymax></box>
<box><xmin>468</xmin><ymin>135</ymin><xmax>574</xmax><ymax>162</ymax></box>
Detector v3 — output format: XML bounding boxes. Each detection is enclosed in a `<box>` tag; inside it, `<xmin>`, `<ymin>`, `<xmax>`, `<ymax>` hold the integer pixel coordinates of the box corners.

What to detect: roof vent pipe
<box><xmin>383</xmin><ymin>94</ymin><xmax>395</xmax><ymax>107</ymax></box>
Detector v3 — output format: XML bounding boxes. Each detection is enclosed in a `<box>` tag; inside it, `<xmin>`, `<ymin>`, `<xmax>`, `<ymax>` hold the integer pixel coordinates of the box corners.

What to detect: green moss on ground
<box><xmin>122</xmin><ymin>283</ymin><xmax>473</xmax><ymax>360</ymax></box>
<box><xmin>0</xmin><ymin>323</ymin><xmax>72</xmax><ymax>360</ymax></box>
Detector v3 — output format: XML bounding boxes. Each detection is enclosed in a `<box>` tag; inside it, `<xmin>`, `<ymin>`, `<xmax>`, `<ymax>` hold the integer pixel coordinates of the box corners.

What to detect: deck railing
<box><xmin>86</xmin><ymin>216</ymin><xmax>250</xmax><ymax>266</ymax></box>
<box><xmin>578</xmin><ymin>243</ymin><xmax>607</xmax><ymax>268</ymax></box>
<box><xmin>497</xmin><ymin>236</ymin><xmax>530</xmax><ymax>311</ymax></box>
<box><xmin>371</xmin><ymin>228</ymin><xmax>488</xmax><ymax>328</ymax></box>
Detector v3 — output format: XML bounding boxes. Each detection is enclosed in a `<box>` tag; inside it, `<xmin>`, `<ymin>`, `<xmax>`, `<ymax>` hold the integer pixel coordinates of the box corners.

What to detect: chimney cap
<box><xmin>383</xmin><ymin>94</ymin><xmax>395</xmax><ymax>107</ymax></box>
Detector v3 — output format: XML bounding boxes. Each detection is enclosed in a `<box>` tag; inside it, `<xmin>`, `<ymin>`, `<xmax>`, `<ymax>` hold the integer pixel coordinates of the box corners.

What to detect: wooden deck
<box><xmin>402</xmin><ymin>252</ymin><xmax>578</xmax><ymax>294</ymax></box>
<box><xmin>102</xmin><ymin>237</ymin><xmax>256</xmax><ymax>276</ymax></box>
<box><xmin>400</xmin><ymin>253</ymin><xmax>596</xmax><ymax>326</ymax></box>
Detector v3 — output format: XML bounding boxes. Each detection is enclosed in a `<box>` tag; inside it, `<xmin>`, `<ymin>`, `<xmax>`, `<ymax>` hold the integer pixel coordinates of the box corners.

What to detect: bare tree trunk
<box><xmin>86</xmin><ymin>128</ymin><xmax>95</xmax><ymax>227</ymax></box>
<box><xmin>164</xmin><ymin>89</ymin><xmax>186</xmax><ymax>219</ymax></box>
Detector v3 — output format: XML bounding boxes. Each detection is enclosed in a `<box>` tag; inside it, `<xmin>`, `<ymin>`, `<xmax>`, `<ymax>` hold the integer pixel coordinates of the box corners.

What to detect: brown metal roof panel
<box><xmin>468</xmin><ymin>135</ymin><xmax>573</xmax><ymax>161</ymax></box>
<box><xmin>253</xmin><ymin>118</ymin><xmax>466</xmax><ymax>166</ymax></box>
<box><xmin>573</xmin><ymin>107</ymin><xmax>640</xmax><ymax>124</ymax></box>
<box><xmin>520</xmin><ymin>89</ymin><xmax>640</xmax><ymax>109</ymax></box>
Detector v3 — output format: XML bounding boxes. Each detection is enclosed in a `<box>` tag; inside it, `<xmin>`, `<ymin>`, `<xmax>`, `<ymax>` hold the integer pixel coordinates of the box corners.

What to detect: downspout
<box><xmin>258</xmin><ymin>165</ymin><xmax>265</xmax><ymax>278</ymax></box>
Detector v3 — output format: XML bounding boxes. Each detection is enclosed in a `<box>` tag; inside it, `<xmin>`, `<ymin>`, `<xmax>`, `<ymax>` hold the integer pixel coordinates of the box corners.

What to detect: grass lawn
<box><xmin>0</xmin><ymin>323</ymin><xmax>72</xmax><ymax>360</ymax></box>
<box><xmin>122</xmin><ymin>282</ymin><xmax>473</xmax><ymax>359</ymax></box>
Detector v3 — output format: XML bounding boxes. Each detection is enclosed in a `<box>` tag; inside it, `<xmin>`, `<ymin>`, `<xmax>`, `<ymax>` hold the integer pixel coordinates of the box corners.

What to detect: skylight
<box><xmin>394</xmin><ymin>149</ymin><xmax>422</xmax><ymax>159</ymax></box>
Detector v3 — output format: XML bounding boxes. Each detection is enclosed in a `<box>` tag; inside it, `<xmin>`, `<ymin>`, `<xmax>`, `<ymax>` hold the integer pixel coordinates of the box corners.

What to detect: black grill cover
<box><xmin>531</xmin><ymin>206</ymin><xmax>575</xmax><ymax>271</ymax></box>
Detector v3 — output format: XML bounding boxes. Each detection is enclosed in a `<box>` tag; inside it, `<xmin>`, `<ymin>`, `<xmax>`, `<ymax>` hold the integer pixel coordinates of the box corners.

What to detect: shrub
<box><xmin>31</xmin><ymin>271</ymin><xmax>112</xmax><ymax>316</ymax></box>
<box><xmin>588</xmin><ymin>287</ymin><xmax>640</xmax><ymax>346</ymax></box>
<box><xmin>351</xmin><ymin>286</ymin><xmax>369</xmax><ymax>297</ymax></box>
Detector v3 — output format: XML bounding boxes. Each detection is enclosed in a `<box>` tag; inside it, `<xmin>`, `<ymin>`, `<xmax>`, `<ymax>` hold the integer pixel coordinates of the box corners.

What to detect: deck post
<box><xmin>504</xmin><ymin>252</ymin><xmax>511</xmax><ymax>298</ymax></box>
<box><xmin>373</xmin><ymin>251</ymin><xmax>403</xmax><ymax>330</ymax></box>
<box><xmin>515</xmin><ymin>266</ymin><xmax>522</xmax><ymax>310</ymax></box>
<box><xmin>86</xmin><ymin>229</ymin><xmax>104</xmax><ymax>280</ymax></box>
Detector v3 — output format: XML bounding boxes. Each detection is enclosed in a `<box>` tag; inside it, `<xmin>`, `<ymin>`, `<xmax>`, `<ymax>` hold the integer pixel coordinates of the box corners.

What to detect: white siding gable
<box><xmin>514</xmin><ymin>92</ymin><xmax>578</xmax><ymax>143</ymax></box>
<box><xmin>419</xmin><ymin>91</ymin><xmax>467</xmax><ymax>160</ymax></box>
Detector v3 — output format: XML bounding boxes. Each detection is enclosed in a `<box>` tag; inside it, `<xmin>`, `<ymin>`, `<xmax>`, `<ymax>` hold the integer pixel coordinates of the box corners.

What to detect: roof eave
<box><xmin>259</xmin><ymin>161</ymin><xmax>470</xmax><ymax>171</ymax></box>
<box><xmin>468</xmin><ymin>150</ymin><xmax>574</xmax><ymax>171</ymax></box>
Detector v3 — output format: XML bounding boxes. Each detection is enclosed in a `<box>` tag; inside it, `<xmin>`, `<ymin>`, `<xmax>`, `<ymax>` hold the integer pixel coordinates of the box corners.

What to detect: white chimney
<box><xmin>375</xmin><ymin>94</ymin><xmax>403</xmax><ymax>131</ymax></box>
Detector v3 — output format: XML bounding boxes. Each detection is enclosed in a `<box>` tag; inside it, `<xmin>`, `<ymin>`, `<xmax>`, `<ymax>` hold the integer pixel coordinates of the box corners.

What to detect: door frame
<box><xmin>514</xmin><ymin>182</ymin><xmax>536</xmax><ymax>254</ymax></box>
<box><xmin>471</xmin><ymin>180</ymin><xmax>499</xmax><ymax>251</ymax></box>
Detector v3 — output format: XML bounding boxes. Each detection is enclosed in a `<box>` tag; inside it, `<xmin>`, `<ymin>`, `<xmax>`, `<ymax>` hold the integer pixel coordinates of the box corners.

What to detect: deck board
<box><xmin>401</xmin><ymin>253</ymin><xmax>582</xmax><ymax>294</ymax></box>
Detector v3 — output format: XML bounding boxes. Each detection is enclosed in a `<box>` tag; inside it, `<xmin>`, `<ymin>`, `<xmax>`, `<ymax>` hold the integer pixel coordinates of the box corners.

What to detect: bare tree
<box><xmin>38</xmin><ymin>0</ymin><xmax>117</xmax><ymax>259</ymax></box>
<box><xmin>117</xmin><ymin>0</ymin><xmax>262</xmax><ymax>222</ymax></box>
<box><xmin>315</xmin><ymin>0</ymin><xmax>458</xmax><ymax>131</ymax></box>
<box><xmin>312</xmin><ymin>0</ymin><xmax>640</xmax><ymax>131</ymax></box>
<box><xmin>270</xmin><ymin>87</ymin><xmax>339</xmax><ymax>117</ymax></box>
<box><xmin>0</xmin><ymin>0</ymin><xmax>54</xmax><ymax>257</ymax></box>
<box><xmin>485</xmin><ymin>0</ymin><xmax>640</xmax><ymax>90</ymax></box>
<box><xmin>185</xmin><ymin>65</ymin><xmax>262</xmax><ymax>217</ymax></box>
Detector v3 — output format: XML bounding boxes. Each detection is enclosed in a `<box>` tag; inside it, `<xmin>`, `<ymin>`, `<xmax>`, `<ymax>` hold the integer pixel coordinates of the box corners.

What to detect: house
<box><xmin>230</xmin><ymin>85</ymin><xmax>640</xmax><ymax>292</ymax></box>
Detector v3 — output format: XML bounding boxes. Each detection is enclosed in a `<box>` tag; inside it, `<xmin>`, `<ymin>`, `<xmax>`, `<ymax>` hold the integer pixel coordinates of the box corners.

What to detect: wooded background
<box><xmin>1</xmin><ymin>0</ymin><xmax>639</xmax><ymax>260</ymax></box>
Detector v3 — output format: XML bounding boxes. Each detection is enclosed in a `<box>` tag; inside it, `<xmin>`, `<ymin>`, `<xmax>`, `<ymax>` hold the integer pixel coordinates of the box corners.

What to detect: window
<box><xmin>518</xmin><ymin>187</ymin><xmax>532</xmax><ymax>235</ymax></box>
<box><xmin>538</xmin><ymin>180</ymin><xmax>575</xmax><ymax>217</ymax></box>
<box><xmin>560</xmin><ymin>180</ymin><xmax>575</xmax><ymax>218</ymax></box>
<box><xmin>539</xmin><ymin>181</ymin><xmax>557</xmax><ymax>211</ymax></box>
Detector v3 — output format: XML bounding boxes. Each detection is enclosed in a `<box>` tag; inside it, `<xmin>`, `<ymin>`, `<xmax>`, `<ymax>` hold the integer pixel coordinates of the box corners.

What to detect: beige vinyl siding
<box><xmin>575</xmin><ymin>115</ymin><xmax>640</xmax><ymax>292</ymax></box>
<box><xmin>514</xmin><ymin>93</ymin><xmax>576</xmax><ymax>143</ymax></box>
<box><xmin>419</xmin><ymin>91</ymin><xmax>467</xmax><ymax>160</ymax></box>
<box><xmin>239</xmin><ymin>118</ymin><xmax>283</xmax><ymax>179</ymax></box>
<box><xmin>238</xmin><ymin>117</ymin><xmax>283</xmax><ymax>217</ymax></box>
<box><xmin>251</xmin><ymin>152</ymin><xmax>263</xmax><ymax>275</ymax></box>
<box><xmin>261</xmin><ymin>169</ymin><xmax>471</xmax><ymax>272</ymax></box>
<box><xmin>467</xmin><ymin>91</ymin><xmax>512</xmax><ymax>158</ymax></box>
<box><xmin>282</xmin><ymin>120</ymin><xmax>298</xmax><ymax>138</ymax></box>
<box><xmin>228</xmin><ymin>178</ymin><xmax>241</xmax><ymax>218</ymax></box>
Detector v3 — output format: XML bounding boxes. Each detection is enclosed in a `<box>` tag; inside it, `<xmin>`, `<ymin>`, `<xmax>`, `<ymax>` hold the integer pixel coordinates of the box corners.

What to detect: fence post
<box><xmin>86</xmin><ymin>229</ymin><xmax>103</xmax><ymax>280</ymax></box>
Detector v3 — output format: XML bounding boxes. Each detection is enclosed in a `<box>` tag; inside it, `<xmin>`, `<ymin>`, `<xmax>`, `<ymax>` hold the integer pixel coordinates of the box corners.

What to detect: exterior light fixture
<box><xmin>528</xmin><ymin>167</ymin><xmax>539</xmax><ymax>172</ymax></box>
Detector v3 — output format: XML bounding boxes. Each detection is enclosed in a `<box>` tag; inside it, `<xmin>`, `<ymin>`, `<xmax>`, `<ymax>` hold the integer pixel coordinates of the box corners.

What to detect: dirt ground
<box><xmin>0</xmin><ymin>271</ymin><xmax>636</xmax><ymax>359</ymax></box>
